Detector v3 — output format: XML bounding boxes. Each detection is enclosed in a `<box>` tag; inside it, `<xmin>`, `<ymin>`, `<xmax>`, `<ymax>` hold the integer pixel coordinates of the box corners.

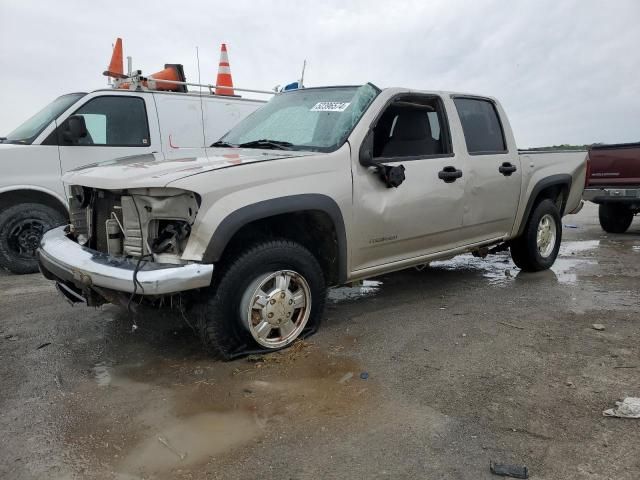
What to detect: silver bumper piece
<box><xmin>38</xmin><ymin>226</ymin><xmax>213</xmax><ymax>295</ymax></box>
<box><xmin>583</xmin><ymin>187</ymin><xmax>640</xmax><ymax>202</ymax></box>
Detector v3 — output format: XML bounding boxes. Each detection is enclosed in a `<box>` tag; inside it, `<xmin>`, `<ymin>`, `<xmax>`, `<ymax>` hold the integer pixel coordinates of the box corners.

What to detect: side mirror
<box><xmin>359</xmin><ymin>130</ymin><xmax>375</xmax><ymax>167</ymax></box>
<box><xmin>62</xmin><ymin>115</ymin><xmax>88</xmax><ymax>144</ymax></box>
<box><xmin>359</xmin><ymin>129</ymin><xmax>406</xmax><ymax>188</ymax></box>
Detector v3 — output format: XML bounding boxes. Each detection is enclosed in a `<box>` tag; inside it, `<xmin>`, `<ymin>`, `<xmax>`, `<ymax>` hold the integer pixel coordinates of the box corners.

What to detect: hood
<box><xmin>62</xmin><ymin>148</ymin><xmax>315</xmax><ymax>190</ymax></box>
<box><xmin>0</xmin><ymin>142</ymin><xmax>29</xmax><ymax>150</ymax></box>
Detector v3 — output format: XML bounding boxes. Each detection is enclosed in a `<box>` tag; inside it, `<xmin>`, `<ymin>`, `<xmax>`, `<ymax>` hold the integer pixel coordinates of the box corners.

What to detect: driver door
<box><xmin>350</xmin><ymin>94</ymin><xmax>467</xmax><ymax>273</ymax></box>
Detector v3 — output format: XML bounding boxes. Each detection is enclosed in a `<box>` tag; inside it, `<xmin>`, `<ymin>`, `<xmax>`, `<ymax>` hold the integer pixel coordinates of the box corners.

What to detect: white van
<box><xmin>0</xmin><ymin>88</ymin><xmax>265</xmax><ymax>273</ymax></box>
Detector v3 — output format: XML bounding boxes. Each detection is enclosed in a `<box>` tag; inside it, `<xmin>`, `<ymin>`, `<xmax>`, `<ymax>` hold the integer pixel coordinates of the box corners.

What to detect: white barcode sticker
<box><xmin>310</xmin><ymin>102</ymin><xmax>351</xmax><ymax>112</ymax></box>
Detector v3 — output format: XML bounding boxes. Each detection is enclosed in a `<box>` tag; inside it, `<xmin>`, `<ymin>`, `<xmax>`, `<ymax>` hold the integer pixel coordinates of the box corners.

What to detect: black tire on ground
<box><xmin>0</xmin><ymin>203</ymin><xmax>66</xmax><ymax>274</ymax></box>
<box><xmin>598</xmin><ymin>203</ymin><xmax>634</xmax><ymax>234</ymax></box>
<box><xmin>197</xmin><ymin>239</ymin><xmax>326</xmax><ymax>360</ymax></box>
<box><xmin>510</xmin><ymin>199</ymin><xmax>562</xmax><ymax>272</ymax></box>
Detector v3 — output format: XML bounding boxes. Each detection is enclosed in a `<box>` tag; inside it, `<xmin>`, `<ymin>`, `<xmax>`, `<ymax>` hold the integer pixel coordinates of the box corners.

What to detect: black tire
<box><xmin>0</xmin><ymin>203</ymin><xmax>66</xmax><ymax>274</ymax></box>
<box><xmin>197</xmin><ymin>239</ymin><xmax>326</xmax><ymax>360</ymax></box>
<box><xmin>598</xmin><ymin>203</ymin><xmax>633</xmax><ymax>234</ymax></box>
<box><xmin>510</xmin><ymin>199</ymin><xmax>562</xmax><ymax>272</ymax></box>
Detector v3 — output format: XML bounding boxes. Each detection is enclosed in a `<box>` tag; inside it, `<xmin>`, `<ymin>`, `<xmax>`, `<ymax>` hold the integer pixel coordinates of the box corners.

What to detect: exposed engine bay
<box><xmin>68</xmin><ymin>185</ymin><xmax>199</xmax><ymax>264</ymax></box>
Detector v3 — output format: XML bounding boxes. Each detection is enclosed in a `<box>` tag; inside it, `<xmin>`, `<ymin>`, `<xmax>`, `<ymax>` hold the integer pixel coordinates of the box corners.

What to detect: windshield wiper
<box><xmin>210</xmin><ymin>140</ymin><xmax>237</xmax><ymax>148</ymax></box>
<box><xmin>237</xmin><ymin>139</ymin><xmax>293</xmax><ymax>150</ymax></box>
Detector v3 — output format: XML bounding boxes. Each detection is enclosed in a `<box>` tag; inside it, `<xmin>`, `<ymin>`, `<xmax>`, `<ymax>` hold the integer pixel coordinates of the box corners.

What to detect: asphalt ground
<box><xmin>1</xmin><ymin>202</ymin><xmax>639</xmax><ymax>479</ymax></box>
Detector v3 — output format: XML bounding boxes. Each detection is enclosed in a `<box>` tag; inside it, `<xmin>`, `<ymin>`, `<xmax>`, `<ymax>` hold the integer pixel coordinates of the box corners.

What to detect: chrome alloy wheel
<box><xmin>240</xmin><ymin>270</ymin><xmax>311</xmax><ymax>349</ymax></box>
<box><xmin>536</xmin><ymin>213</ymin><xmax>557</xmax><ymax>258</ymax></box>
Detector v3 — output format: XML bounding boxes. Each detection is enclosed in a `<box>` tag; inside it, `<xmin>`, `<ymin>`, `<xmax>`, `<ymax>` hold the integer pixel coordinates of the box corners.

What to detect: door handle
<box><xmin>499</xmin><ymin>162</ymin><xmax>517</xmax><ymax>176</ymax></box>
<box><xmin>438</xmin><ymin>166</ymin><xmax>463</xmax><ymax>183</ymax></box>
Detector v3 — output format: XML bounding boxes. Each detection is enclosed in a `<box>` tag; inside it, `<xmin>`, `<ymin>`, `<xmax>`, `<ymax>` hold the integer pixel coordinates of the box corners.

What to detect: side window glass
<box><xmin>69</xmin><ymin>96</ymin><xmax>150</xmax><ymax>146</ymax></box>
<box><xmin>427</xmin><ymin>112</ymin><xmax>440</xmax><ymax>140</ymax></box>
<box><xmin>372</xmin><ymin>97</ymin><xmax>450</xmax><ymax>158</ymax></box>
<box><xmin>454</xmin><ymin>98</ymin><xmax>506</xmax><ymax>154</ymax></box>
<box><xmin>82</xmin><ymin>114</ymin><xmax>107</xmax><ymax>144</ymax></box>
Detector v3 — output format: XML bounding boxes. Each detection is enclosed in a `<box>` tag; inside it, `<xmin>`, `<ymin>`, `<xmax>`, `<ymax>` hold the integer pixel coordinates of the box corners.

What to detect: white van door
<box><xmin>153</xmin><ymin>93</ymin><xmax>206</xmax><ymax>159</ymax></box>
<box><xmin>56</xmin><ymin>93</ymin><xmax>159</xmax><ymax>173</ymax></box>
<box><xmin>202</xmin><ymin>97</ymin><xmax>265</xmax><ymax>146</ymax></box>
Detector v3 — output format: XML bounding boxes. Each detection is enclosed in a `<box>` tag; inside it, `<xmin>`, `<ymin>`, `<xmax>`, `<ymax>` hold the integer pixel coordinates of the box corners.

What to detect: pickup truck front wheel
<box><xmin>510</xmin><ymin>199</ymin><xmax>562</xmax><ymax>272</ymax></box>
<box><xmin>598</xmin><ymin>203</ymin><xmax>634</xmax><ymax>233</ymax></box>
<box><xmin>198</xmin><ymin>240</ymin><xmax>326</xmax><ymax>360</ymax></box>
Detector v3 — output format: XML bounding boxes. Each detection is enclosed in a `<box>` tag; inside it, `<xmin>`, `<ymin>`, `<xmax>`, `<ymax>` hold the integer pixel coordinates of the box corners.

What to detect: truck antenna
<box><xmin>196</xmin><ymin>46</ymin><xmax>206</xmax><ymax>142</ymax></box>
<box><xmin>300</xmin><ymin>59</ymin><xmax>307</xmax><ymax>88</ymax></box>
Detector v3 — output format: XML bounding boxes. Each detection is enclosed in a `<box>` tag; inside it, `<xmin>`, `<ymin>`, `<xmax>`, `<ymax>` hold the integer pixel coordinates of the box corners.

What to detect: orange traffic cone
<box><xmin>215</xmin><ymin>44</ymin><xmax>235</xmax><ymax>96</ymax></box>
<box><xmin>103</xmin><ymin>37</ymin><xmax>125</xmax><ymax>78</ymax></box>
<box><xmin>148</xmin><ymin>64</ymin><xmax>187</xmax><ymax>92</ymax></box>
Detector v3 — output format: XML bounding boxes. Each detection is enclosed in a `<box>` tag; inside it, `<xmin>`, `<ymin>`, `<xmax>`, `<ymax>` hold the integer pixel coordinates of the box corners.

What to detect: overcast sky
<box><xmin>1</xmin><ymin>0</ymin><xmax>639</xmax><ymax>147</ymax></box>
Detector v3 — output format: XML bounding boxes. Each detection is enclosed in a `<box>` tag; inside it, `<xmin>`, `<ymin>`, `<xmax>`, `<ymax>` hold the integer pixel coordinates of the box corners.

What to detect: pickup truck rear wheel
<box><xmin>598</xmin><ymin>203</ymin><xmax>633</xmax><ymax>233</ymax></box>
<box><xmin>198</xmin><ymin>240</ymin><xmax>326</xmax><ymax>360</ymax></box>
<box><xmin>510</xmin><ymin>199</ymin><xmax>562</xmax><ymax>272</ymax></box>
<box><xmin>0</xmin><ymin>203</ymin><xmax>66</xmax><ymax>274</ymax></box>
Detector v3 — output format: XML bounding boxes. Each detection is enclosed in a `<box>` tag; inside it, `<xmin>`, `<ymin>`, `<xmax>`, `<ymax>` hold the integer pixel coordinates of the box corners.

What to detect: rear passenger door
<box><xmin>452</xmin><ymin>96</ymin><xmax>521</xmax><ymax>244</ymax></box>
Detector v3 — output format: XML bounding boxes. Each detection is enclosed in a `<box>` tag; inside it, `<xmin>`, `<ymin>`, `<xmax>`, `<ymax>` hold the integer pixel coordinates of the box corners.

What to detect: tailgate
<box><xmin>588</xmin><ymin>143</ymin><xmax>640</xmax><ymax>187</ymax></box>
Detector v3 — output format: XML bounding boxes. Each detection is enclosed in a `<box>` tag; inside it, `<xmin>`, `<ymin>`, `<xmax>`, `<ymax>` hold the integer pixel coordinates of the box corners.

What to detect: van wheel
<box><xmin>198</xmin><ymin>240</ymin><xmax>326</xmax><ymax>360</ymax></box>
<box><xmin>598</xmin><ymin>203</ymin><xmax>633</xmax><ymax>233</ymax></box>
<box><xmin>0</xmin><ymin>203</ymin><xmax>66</xmax><ymax>274</ymax></box>
<box><xmin>510</xmin><ymin>199</ymin><xmax>562</xmax><ymax>272</ymax></box>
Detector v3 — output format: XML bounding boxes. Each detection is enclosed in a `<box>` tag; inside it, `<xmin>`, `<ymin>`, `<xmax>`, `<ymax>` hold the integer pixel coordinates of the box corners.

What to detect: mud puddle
<box><xmin>63</xmin><ymin>344</ymin><xmax>373</xmax><ymax>478</ymax></box>
<box><xmin>120</xmin><ymin>411</ymin><xmax>260</xmax><ymax>475</ymax></box>
<box><xmin>329</xmin><ymin>240</ymin><xmax>602</xmax><ymax>300</ymax></box>
<box><xmin>428</xmin><ymin>240</ymin><xmax>601</xmax><ymax>287</ymax></box>
<box><xmin>329</xmin><ymin>279</ymin><xmax>382</xmax><ymax>303</ymax></box>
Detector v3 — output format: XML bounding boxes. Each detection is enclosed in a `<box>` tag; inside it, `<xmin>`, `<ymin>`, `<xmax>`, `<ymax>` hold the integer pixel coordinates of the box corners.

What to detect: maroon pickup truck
<box><xmin>583</xmin><ymin>143</ymin><xmax>640</xmax><ymax>233</ymax></box>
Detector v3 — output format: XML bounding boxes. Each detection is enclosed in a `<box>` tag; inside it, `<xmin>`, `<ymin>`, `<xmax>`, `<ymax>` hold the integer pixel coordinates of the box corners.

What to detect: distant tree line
<box><xmin>524</xmin><ymin>143</ymin><xmax>604</xmax><ymax>151</ymax></box>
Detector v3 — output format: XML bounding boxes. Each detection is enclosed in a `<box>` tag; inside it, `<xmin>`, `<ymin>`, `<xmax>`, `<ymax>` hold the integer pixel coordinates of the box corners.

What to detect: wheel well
<box><xmin>516</xmin><ymin>177</ymin><xmax>572</xmax><ymax>237</ymax></box>
<box><xmin>218</xmin><ymin>210</ymin><xmax>341</xmax><ymax>286</ymax></box>
<box><xmin>534</xmin><ymin>183</ymin><xmax>569</xmax><ymax>215</ymax></box>
<box><xmin>0</xmin><ymin>190</ymin><xmax>68</xmax><ymax>218</ymax></box>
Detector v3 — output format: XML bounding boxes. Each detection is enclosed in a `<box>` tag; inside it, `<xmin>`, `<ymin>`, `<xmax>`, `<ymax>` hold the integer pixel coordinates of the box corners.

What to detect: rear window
<box><xmin>454</xmin><ymin>98</ymin><xmax>506</xmax><ymax>154</ymax></box>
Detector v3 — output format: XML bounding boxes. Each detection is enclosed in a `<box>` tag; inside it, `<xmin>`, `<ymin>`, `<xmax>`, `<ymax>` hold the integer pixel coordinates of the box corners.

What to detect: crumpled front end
<box><xmin>38</xmin><ymin>186</ymin><xmax>213</xmax><ymax>307</ymax></box>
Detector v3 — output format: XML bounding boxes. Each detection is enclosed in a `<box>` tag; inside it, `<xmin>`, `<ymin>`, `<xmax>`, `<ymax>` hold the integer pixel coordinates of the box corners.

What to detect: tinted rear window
<box><xmin>454</xmin><ymin>98</ymin><xmax>506</xmax><ymax>154</ymax></box>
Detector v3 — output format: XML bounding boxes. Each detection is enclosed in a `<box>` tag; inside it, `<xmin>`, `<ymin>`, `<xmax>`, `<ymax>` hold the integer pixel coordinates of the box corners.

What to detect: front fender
<box><xmin>201</xmin><ymin>194</ymin><xmax>348</xmax><ymax>282</ymax></box>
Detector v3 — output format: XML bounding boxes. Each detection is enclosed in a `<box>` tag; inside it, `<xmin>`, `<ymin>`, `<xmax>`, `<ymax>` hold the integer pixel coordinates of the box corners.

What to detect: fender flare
<box><xmin>202</xmin><ymin>194</ymin><xmax>348</xmax><ymax>282</ymax></box>
<box><xmin>516</xmin><ymin>174</ymin><xmax>572</xmax><ymax>236</ymax></box>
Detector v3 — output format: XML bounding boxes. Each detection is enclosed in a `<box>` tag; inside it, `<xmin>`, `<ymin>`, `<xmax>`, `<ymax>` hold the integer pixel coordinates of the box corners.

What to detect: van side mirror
<box><xmin>62</xmin><ymin>115</ymin><xmax>88</xmax><ymax>144</ymax></box>
<box><xmin>359</xmin><ymin>130</ymin><xmax>375</xmax><ymax>167</ymax></box>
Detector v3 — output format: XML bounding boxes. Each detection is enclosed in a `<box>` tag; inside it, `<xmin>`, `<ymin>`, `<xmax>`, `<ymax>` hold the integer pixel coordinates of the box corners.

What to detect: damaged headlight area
<box><xmin>68</xmin><ymin>185</ymin><xmax>200</xmax><ymax>264</ymax></box>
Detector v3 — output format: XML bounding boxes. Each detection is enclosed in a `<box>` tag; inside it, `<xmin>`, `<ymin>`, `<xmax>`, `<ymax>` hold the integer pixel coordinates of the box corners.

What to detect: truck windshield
<box><xmin>2</xmin><ymin>93</ymin><xmax>86</xmax><ymax>145</ymax></box>
<box><xmin>217</xmin><ymin>84</ymin><xmax>380</xmax><ymax>152</ymax></box>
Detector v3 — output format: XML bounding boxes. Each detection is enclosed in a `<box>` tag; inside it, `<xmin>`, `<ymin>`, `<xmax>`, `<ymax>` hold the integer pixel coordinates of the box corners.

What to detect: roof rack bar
<box><xmin>120</xmin><ymin>76</ymin><xmax>276</xmax><ymax>95</ymax></box>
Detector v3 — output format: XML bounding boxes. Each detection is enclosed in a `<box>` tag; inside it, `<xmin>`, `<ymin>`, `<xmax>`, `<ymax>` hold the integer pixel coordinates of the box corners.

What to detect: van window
<box><xmin>70</xmin><ymin>96</ymin><xmax>149</xmax><ymax>147</ymax></box>
<box><xmin>454</xmin><ymin>98</ymin><xmax>506</xmax><ymax>154</ymax></box>
<box><xmin>373</xmin><ymin>96</ymin><xmax>451</xmax><ymax>159</ymax></box>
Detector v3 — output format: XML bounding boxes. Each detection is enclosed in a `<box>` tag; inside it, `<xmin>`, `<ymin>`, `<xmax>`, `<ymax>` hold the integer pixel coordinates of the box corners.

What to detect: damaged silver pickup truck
<box><xmin>38</xmin><ymin>84</ymin><xmax>587</xmax><ymax>359</ymax></box>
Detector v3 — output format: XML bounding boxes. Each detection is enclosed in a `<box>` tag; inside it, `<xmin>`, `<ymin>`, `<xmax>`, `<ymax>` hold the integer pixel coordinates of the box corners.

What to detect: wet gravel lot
<box><xmin>1</xmin><ymin>203</ymin><xmax>639</xmax><ymax>479</ymax></box>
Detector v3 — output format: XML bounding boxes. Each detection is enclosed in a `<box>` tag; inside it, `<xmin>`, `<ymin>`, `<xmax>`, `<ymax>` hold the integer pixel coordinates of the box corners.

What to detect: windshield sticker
<box><xmin>311</xmin><ymin>102</ymin><xmax>351</xmax><ymax>112</ymax></box>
